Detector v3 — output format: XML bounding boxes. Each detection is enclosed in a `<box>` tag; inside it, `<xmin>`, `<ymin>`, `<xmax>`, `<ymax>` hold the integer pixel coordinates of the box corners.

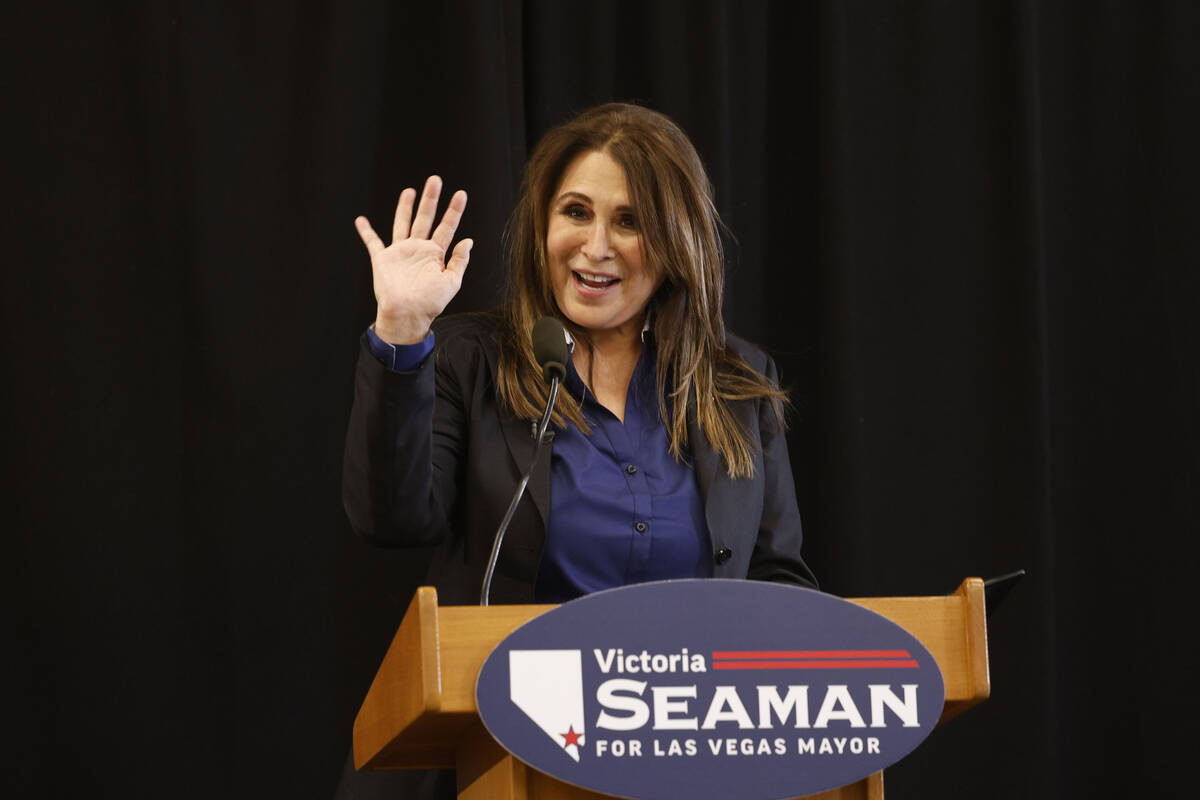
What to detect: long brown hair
<box><xmin>497</xmin><ymin>103</ymin><xmax>787</xmax><ymax>479</ymax></box>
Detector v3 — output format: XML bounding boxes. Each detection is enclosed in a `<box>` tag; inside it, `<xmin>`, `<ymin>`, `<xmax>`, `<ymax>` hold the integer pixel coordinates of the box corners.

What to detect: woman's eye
<box><xmin>618</xmin><ymin>213</ymin><xmax>638</xmax><ymax>229</ymax></box>
<box><xmin>564</xmin><ymin>204</ymin><xmax>589</xmax><ymax>220</ymax></box>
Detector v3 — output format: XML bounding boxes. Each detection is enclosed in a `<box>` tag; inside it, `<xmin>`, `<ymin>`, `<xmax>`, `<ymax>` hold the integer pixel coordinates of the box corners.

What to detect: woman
<box><xmin>344</xmin><ymin>103</ymin><xmax>815</xmax><ymax>609</ymax></box>
<box><xmin>339</xmin><ymin>101</ymin><xmax>815</xmax><ymax>798</ymax></box>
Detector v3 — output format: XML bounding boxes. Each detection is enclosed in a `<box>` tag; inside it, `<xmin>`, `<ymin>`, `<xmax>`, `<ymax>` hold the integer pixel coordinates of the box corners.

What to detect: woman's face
<box><xmin>546</xmin><ymin>149</ymin><xmax>662</xmax><ymax>341</ymax></box>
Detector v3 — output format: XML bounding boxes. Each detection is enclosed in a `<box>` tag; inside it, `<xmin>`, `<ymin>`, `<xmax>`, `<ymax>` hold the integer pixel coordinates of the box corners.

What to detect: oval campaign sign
<box><xmin>476</xmin><ymin>579</ymin><xmax>944</xmax><ymax>800</ymax></box>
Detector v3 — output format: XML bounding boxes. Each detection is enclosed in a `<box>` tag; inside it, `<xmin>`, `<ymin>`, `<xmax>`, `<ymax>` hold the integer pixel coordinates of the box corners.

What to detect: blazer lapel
<box><xmin>497</xmin><ymin>408</ymin><xmax>552</xmax><ymax>529</ymax></box>
<box><xmin>688</xmin><ymin>396</ymin><xmax>761</xmax><ymax>576</ymax></box>
<box><xmin>688</xmin><ymin>415</ymin><xmax>720</xmax><ymax>516</ymax></box>
<box><xmin>482</xmin><ymin>341</ymin><xmax>552</xmax><ymax>533</ymax></box>
<box><xmin>687</xmin><ymin>399</ymin><xmax>734</xmax><ymax>554</ymax></box>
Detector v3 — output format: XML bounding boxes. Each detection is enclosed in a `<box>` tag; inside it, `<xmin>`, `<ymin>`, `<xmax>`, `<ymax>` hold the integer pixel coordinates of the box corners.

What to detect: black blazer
<box><xmin>342</xmin><ymin>311</ymin><xmax>816</xmax><ymax>604</ymax></box>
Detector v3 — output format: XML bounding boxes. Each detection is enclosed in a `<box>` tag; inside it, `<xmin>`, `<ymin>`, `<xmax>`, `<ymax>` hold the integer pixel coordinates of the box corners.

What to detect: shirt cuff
<box><xmin>366</xmin><ymin>326</ymin><xmax>435</xmax><ymax>372</ymax></box>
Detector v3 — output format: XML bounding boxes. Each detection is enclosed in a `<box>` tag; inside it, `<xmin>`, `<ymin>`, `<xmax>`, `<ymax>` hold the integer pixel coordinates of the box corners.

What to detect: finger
<box><xmin>444</xmin><ymin>238</ymin><xmax>473</xmax><ymax>281</ymax></box>
<box><xmin>391</xmin><ymin>188</ymin><xmax>417</xmax><ymax>242</ymax></box>
<box><xmin>409</xmin><ymin>175</ymin><xmax>443</xmax><ymax>240</ymax></box>
<box><xmin>354</xmin><ymin>216</ymin><xmax>385</xmax><ymax>257</ymax></box>
<box><xmin>430</xmin><ymin>189</ymin><xmax>468</xmax><ymax>252</ymax></box>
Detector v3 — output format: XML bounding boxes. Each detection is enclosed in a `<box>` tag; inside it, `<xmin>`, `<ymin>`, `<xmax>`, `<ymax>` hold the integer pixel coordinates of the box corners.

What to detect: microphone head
<box><xmin>532</xmin><ymin>316</ymin><xmax>569</xmax><ymax>383</ymax></box>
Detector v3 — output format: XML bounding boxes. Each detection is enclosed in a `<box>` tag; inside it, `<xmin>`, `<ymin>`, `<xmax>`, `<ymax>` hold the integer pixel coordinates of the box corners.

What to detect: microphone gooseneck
<box><xmin>480</xmin><ymin>317</ymin><xmax>568</xmax><ymax>606</ymax></box>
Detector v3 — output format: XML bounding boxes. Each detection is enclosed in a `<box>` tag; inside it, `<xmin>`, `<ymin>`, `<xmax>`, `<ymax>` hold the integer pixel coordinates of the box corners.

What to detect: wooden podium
<box><xmin>353</xmin><ymin>579</ymin><xmax>991</xmax><ymax>800</ymax></box>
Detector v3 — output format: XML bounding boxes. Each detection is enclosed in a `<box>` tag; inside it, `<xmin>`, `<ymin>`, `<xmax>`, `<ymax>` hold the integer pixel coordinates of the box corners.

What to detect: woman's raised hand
<box><xmin>355</xmin><ymin>175</ymin><xmax>472</xmax><ymax>344</ymax></box>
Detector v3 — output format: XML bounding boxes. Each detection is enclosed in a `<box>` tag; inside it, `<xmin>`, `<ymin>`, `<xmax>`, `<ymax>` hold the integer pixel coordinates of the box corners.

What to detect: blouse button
<box><xmin>626</xmin><ymin>464</ymin><xmax>638</xmax><ymax>474</ymax></box>
<box><xmin>635</xmin><ymin>521</ymin><xmax>648</xmax><ymax>533</ymax></box>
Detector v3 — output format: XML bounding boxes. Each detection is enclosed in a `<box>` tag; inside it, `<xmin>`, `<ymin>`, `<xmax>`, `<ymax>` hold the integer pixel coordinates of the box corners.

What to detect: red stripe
<box><xmin>712</xmin><ymin>650</ymin><xmax>911</xmax><ymax>660</ymax></box>
<box><xmin>713</xmin><ymin>659</ymin><xmax>919</xmax><ymax>670</ymax></box>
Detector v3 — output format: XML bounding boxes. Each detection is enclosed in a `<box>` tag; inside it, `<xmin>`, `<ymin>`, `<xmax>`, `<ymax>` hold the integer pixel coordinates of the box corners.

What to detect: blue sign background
<box><xmin>477</xmin><ymin>579</ymin><xmax>944</xmax><ymax>800</ymax></box>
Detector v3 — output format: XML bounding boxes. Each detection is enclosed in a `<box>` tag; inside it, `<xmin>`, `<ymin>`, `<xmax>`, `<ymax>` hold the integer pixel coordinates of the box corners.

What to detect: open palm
<box><xmin>355</xmin><ymin>175</ymin><xmax>472</xmax><ymax>344</ymax></box>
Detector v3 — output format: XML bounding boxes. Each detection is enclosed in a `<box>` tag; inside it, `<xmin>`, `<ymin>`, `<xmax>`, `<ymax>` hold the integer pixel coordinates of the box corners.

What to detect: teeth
<box><xmin>577</xmin><ymin>272</ymin><xmax>617</xmax><ymax>284</ymax></box>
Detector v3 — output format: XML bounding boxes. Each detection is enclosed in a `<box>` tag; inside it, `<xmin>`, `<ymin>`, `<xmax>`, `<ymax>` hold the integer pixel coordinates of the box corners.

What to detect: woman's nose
<box><xmin>581</xmin><ymin>222</ymin><xmax>612</xmax><ymax>261</ymax></box>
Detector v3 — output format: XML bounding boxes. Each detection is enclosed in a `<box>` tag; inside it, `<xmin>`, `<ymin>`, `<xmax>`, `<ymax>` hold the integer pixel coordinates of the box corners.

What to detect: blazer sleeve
<box><xmin>746</xmin><ymin>355</ymin><xmax>819</xmax><ymax>590</ymax></box>
<box><xmin>341</xmin><ymin>334</ymin><xmax>468</xmax><ymax>547</ymax></box>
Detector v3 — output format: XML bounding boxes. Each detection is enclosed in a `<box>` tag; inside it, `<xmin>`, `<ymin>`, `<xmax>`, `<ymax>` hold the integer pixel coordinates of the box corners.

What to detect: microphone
<box><xmin>480</xmin><ymin>316</ymin><xmax>568</xmax><ymax>605</ymax></box>
<box><xmin>532</xmin><ymin>316</ymin><xmax>569</xmax><ymax>383</ymax></box>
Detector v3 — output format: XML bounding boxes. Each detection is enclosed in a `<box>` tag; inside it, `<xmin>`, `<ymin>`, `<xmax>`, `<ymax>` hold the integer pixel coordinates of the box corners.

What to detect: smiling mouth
<box><xmin>573</xmin><ymin>271</ymin><xmax>621</xmax><ymax>289</ymax></box>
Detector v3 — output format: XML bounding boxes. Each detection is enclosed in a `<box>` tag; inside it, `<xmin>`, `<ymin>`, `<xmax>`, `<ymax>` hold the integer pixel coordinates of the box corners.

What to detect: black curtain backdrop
<box><xmin>9</xmin><ymin>1</ymin><xmax>1197</xmax><ymax>797</ymax></box>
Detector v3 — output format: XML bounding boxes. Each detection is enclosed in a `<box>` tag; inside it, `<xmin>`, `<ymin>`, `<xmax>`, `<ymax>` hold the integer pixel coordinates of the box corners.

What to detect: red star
<box><xmin>560</xmin><ymin>726</ymin><xmax>582</xmax><ymax>748</ymax></box>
